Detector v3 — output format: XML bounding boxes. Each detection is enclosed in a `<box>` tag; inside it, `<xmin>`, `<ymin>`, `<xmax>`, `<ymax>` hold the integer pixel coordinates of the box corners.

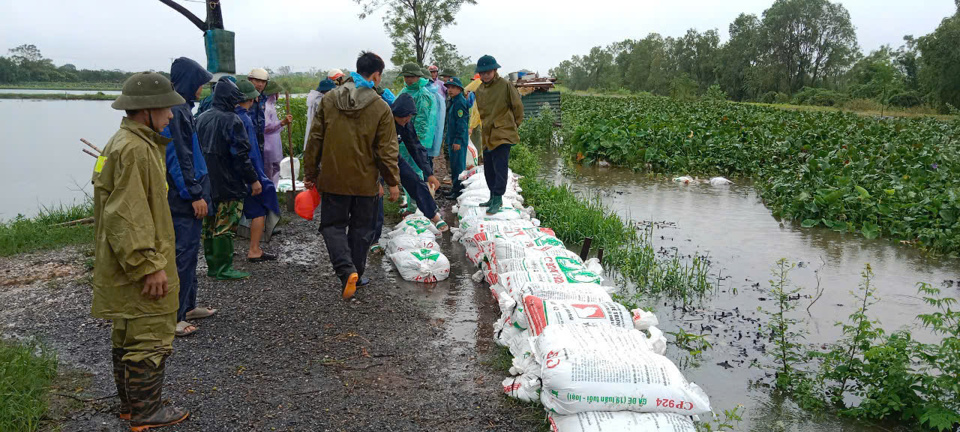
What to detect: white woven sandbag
<box><xmin>549</xmin><ymin>412</ymin><xmax>697</xmax><ymax>432</ymax></box>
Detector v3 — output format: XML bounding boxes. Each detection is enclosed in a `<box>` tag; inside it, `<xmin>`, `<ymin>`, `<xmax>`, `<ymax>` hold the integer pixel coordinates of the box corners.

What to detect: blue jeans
<box><xmin>174</xmin><ymin>216</ymin><xmax>202</xmax><ymax>322</ymax></box>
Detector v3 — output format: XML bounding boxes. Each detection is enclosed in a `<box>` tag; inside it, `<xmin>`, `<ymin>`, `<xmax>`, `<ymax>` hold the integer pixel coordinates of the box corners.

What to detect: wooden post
<box><xmin>579</xmin><ymin>237</ymin><xmax>593</xmax><ymax>261</ymax></box>
<box><xmin>285</xmin><ymin>90</ymin><xmax>296</xmax><ymax>212</ymax></box>
<box><xmin>597</xmin><ymin>248</ymin><xmax>604</xmax><ymax>265</ymax></box>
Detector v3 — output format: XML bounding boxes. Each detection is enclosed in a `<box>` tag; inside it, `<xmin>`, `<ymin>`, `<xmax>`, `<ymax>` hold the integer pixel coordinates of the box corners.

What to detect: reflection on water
<box><xmin>548</xmin><ymin>158</ymin><xmax>957</xmax><ymax>431</ymax></box>
<box><xmin>0</xmin><ymin>99</ymin><xmax>122</xmax><ymax>220</ymax></box>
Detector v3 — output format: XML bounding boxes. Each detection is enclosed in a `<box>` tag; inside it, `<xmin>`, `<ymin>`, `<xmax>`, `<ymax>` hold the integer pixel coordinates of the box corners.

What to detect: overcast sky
<box><xmin>0</xmin><ymin>0</ymin><xmax>955</xmax><ymax>76</ymax></box>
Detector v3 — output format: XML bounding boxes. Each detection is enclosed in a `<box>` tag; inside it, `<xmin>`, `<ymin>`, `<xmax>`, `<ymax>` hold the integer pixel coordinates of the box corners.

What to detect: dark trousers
<box><xmin>320</xmin><ymin>193</ymin><xmax>378</xmax><ymax>284</ymax></box>
<box><xmin>449</xmin><ymin>142</ymin><xmax>467</xmax><ymax>194</ymax></box>
<box><xmin>483</xmin><ymin>144</ymin><xmax>512</xmax><ymax>196</ymax></box>
<box><xmin>371</xmin><ymin>158</ymin><xmax>438</xmax><ymax>245</ymax></box>
<box><xmin>173</xmin><ymin>216</ymin><xmax>202</xmax><ymax>322</ymax></box>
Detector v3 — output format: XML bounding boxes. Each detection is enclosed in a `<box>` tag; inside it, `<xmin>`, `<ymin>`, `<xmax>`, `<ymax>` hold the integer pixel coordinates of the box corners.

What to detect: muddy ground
<box><xmin>1</xmin><ymin>161</ymin><xmax>547</xmax><ymax>431</ymax></box>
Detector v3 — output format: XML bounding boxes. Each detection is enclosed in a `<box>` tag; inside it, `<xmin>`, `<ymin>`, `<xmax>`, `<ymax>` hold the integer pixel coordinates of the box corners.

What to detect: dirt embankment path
<box><xmin>1</xmin><ymin>176</ymin><xmax>545</xmax><ymax>432</ymax></box>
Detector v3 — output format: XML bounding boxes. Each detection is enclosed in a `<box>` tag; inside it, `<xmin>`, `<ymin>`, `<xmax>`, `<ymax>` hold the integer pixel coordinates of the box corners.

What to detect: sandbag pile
<box><xmin>451</xmin><ymin>166</ymin><xmax>711</xmax><ymax>432</ymax></box>
<box><xmin>381</xmin><ymin>214</ymin><xmax>450</xmax><ymax>283</ymax></box>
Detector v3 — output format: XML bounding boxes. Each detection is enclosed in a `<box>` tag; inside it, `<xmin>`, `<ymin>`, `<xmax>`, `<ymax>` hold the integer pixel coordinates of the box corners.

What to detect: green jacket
<box><xmin>399</xmin><ymin>78</ymin><xmax>437</xmax><ymax>151</ymax></box>
<box><xmin>475</xmin><ymin>74</ymin><xmax>524</xmax><ymax>150</ymax></box>
<box><xmin>91</xmin><ymin>118</ymin><xmax>180</xmax><ymax>319</ymax></box>
<box><xmin>304</xmin><ymin>80</ymin><xmax>400</xmax><ymax>196</ymax></box>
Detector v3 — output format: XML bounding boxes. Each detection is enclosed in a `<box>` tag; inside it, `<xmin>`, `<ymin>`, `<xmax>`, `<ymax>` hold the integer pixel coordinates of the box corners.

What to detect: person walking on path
<box><xmin>303</xmin><ymin>52</ymin><xmax>400</xmax><ymax>300</ymax></box>
<box><xmin>162</xmin><ymin>57</ymin><xmax>218</xmax><ymax>338</ymax></box>
<box><xmin>474</xmin><ymin>55</ymin><xmax>523</xmax><ymax>215</ymax></box>
<box><xmin>235</xmin><ymin>80</ymin><xmax>282</xmax><ymax>262</ymax></box>
<box><xmin>444</xmin><ymin>77</ymin><xmax>470</xmax><ymax>199</ymax></box>
<box><xmin>92</xmin><ymin>72</ymin><xmax>190</xmax><ymax>430</ymax></box>
<box><xmin>197</xmin><ymin>77</ymin><xmax>262</xmax><ymax>280</ymax></box>
<box><xmin>261</xmin><ymin>80</ymin><xmax>293</xmax><ymax>186</ymax></box>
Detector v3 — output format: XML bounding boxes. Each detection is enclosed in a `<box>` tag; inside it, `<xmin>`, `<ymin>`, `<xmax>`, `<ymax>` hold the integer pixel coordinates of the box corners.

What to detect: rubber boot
<box><xmin>112</xmin><ymin>348</ymin><xmax>131</xmax><ymax>420</ymax></box>
<box><xmin>477</xmin><ymin>196</ymin><xmax>493</xmax><ymax>207</ymax></box>
<box><xmin>203</xmin><ymin>237</ymin><xmax>218</xmax><ymax>278</ymax></box>
<box><xmin>212</xmin><ymin>237</ymin><xmax>249</xmax><ymax>281</ymax></box>
<box><xmin>486</xmin><ymin>195</ymin><xmax>503</xmax><ymax>215</ymax></box>
<box><xmin>125</xmin><ymin>358</ymin><xmax>190</xmax><ymax>431</ymax></box>
<box><xmin>342</xmin><ymin>272</ymin><xmax>359</xmax><ymax>300</ymax></box>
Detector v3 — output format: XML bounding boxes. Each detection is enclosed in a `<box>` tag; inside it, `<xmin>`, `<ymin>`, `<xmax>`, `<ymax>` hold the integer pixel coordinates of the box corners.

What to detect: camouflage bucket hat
<box><xmin>112</xmin><ymin>72</ymin><xmax>185</xmax><ymax>111</ymax></box>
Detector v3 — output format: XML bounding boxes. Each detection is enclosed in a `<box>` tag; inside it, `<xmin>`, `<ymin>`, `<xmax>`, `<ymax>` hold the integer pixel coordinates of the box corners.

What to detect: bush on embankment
<box><xmin>562</xmin><ymin>94</ymin><xmax>960</xmax><ymax>255</ymax></box>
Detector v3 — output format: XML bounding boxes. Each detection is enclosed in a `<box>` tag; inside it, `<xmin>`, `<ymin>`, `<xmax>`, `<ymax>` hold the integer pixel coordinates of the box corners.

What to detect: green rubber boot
<box><xmin>212</xmin><ymin>237</ymin><xmax>249</xmax><ymax>281</ymax></box>
<box><xmin>485</xmin><ymin>195</ymin><xmax>503</xmax><ymax>215</ymax></box>
<box><xmin>477</xmin><ymin>196</ymin><xmax>493</xmax><ymax>207</ymax></box>
<box><xmin>203</xmin><ymin>237</ymin><xmax>219</xmax><ymax>278</ymax></box>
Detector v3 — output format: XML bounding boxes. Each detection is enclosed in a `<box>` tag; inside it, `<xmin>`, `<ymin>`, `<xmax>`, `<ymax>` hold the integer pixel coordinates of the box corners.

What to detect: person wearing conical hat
<box><xmin>92</xmin><ymin>72</ymin><xmax>191</xmax><ymax>430</ymax></box>
<box><xmin>473</xmin><ymin>55</ymin><xmax>523</xmax><ymax>215</ymax></box>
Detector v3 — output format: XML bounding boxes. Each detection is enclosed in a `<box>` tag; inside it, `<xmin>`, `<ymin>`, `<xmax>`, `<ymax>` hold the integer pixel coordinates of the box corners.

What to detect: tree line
<box><xmin>549</xmin><ymin>0</ymin><xmax>960</xmax><ymax>111</ymax></box>
<box><xmin>0</xmin><ymin>45</ymin><xmax>140</xmax><ymax>86</ymax></box>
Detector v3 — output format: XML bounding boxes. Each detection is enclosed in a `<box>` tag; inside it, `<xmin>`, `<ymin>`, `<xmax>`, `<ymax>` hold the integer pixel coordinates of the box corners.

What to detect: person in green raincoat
<box><xmin>398</xmin><ymin>63</ymin><xmax>437</xmax><ymax>211</ymax></box>
<box><xmin>92</xmin><ymin>72</ymin><xmax>191</xmax><ymax>430</ymax></box>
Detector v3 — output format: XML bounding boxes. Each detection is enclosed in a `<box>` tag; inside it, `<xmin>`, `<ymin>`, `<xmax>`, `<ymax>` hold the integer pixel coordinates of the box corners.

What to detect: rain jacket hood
<box><xmin>399</xmin><ymin>78</ymin><xmax>438</xmax><ymax>151</ymax></box>
<box><xmin>196</xmin><ymin>77</ymin><xmax>259</xmax><ymax>203</ymax></box>
<box><xmin>171</xmin><ymin>57</ymin><xmax>212</xmax><ymax>105</ymax></box>
<box><xmin>163</xmin><ymin>58</ymin><xmax>213</xmax><ymax>217</ymax></box>
<box><xmin>392</xmin><ymin>93</ymin><xmax>416</xmax><ymax>118</ymax></box>
<box><xmin>331</xmin><ymin>75</ymin><xmax>381</xmax><ymax>116</ymax></box>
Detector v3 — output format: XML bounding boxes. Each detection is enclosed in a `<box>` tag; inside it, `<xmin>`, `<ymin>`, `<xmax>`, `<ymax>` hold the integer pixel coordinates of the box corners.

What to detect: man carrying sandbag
<box><xmin>92</xmin><ymin>72</ymin><xmax>191</xmax><ymax>430</ymax></box>
<box><xmin>304</xmin><ymin>51</ymin><xmax>400</xmax><ymax>300</ymax></box>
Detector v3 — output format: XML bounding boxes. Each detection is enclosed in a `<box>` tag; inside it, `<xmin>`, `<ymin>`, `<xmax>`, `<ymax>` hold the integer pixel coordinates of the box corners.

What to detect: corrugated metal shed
<box><xmin>521</xmin><ymin>90</ymin><xmax>562</xmax><ymax>123</ymax></box>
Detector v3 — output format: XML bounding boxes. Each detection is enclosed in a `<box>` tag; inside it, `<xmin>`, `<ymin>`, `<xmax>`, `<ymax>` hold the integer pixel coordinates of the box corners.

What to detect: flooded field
<box><xmin>548</xmin><ymin>158</ymin><xmax>959</xmax><ymax>431</ymax></box>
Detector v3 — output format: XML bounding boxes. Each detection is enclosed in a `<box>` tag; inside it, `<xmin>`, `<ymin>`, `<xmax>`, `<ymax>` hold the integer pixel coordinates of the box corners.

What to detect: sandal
<box><xmin>247</xmin><ymin>252</ymin><xmax>278</xmax><ymax>262</ymax></box>
<box><xmin>175</xmin><ymin>321</ymin><xmax>198</xmax><ymax>337</ymax></box>
<box><xmin>185</xmin><ymin>307</ymin><xmax>217</xmax><ymax>321</ymax></box>
<box><xmin>435</xmin><ymin>220</ymin><xmax>449</xmax><ymax>233</ymax></box>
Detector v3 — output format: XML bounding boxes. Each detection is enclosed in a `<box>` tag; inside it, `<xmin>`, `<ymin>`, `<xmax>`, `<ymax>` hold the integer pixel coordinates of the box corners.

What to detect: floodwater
<box><xmin>550</xmin><ymin>158</ymin><xmax>959</xmax><ymax>431</ymax></box>
<box><xmin>0</xmin><ymin>88</ymin><xmax>121</xmax><ymax>95</ymax></box>
<box><xmin>0</xmin><ymin>99</ymin><xmax>120</xmax><ymax>220</ymax></box>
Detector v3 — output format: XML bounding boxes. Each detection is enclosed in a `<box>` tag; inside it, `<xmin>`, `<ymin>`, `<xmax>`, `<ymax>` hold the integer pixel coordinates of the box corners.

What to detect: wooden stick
<box><xmin>82</xmin><ymin>149</ymin><xmax>99</xmax><ymax>158</ymax></box>
<box><xmin>80</xmin><ymin>138</ymin><xmax>102</xmax><ymax>154</ymax></box>
<box><xmin>285</xmin><ymin>90</ymin><xmax>296</xmax><ymax>194</ymax></box>
<box><xmin>54</xmin><ymin>217</ymin><xmax>95</xmax><ymax>227</ymax></box>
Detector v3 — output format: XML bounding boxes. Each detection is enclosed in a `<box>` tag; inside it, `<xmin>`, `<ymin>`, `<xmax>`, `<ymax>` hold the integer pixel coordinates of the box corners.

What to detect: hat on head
<box><xmin>316</xmin><ymin>78</ymin><xmax>336</xmax><ymax>93</ymax></box>
<box><xmin>420</xmin><ymin>67</ymin><xmax>431</xmax><ymax>79</ymax></box>
<box><xmin>237</xmin><ymin>80</ymin><xmax>261</xmax><ymax>101</ymax></box>
<box><xmin>400</xmin><ymin>63</ymin><xmax>422</xmax><ymax>77</ymax></box>
<box><xmin>444</xmin><ymin>77</ymin><xmax>465</xmax><ymax>90</ymax></box>
<box><xmin>112</xmin><ymin>72</ymin><xmax>185</xmax><ymax>111</ymax></box>
<box><xmin>440</xmin><ymin>68</ymin><xmax>458</xmax><ymax>78</ymax></box>
<box><xmin>391</xmin><ymin>93</ymin><xmax>416</xmax><ymax>118</ymax></box>
<box><xmin>327</xmin><ymin>69</ymin><xmax>344</xmax><ymax>80</ymax></box>
<box><xmin>247</xmin><ymin>68</ymin><xmax>269</xmax><ymax>81</ymax></box>
<box><xmin>428</xmin><ymin>65</ymin><xmax>439</xmax><ymax>72</ymax></box>
<box><xmin>263</xmin><ymin>80</ymin><xmax>283</xmax><ymax>95</ymax></box>
<box><xmin>475</xmin><ymin>55</ymin><xmax>501</xmax><ymax>73</ymax></box>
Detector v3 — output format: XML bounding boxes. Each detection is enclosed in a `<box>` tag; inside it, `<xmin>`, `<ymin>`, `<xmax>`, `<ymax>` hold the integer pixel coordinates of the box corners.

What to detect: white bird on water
<box><xmin>709</xmin><ymin>177</ymin><xmax>734</xmax><ymax>186</ymax></box>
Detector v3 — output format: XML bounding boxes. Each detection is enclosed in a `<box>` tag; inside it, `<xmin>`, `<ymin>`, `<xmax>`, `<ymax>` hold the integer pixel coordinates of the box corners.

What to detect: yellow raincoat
<box><xmin>91</xmin><ymin>118</ymin><xmax>180</xmax><ymax>320</ymax></box>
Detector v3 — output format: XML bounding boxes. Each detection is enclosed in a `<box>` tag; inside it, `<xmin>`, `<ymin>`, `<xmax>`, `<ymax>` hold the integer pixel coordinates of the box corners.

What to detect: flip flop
<box><xmin>435</xmin><ymin>220</ymin><xmax>449</xmax><ymax>233</ymax></box>
<box><xmin>175</xmin><ymin>321</ymin><xmax>198</xmax><ymax>337</ymax></box>
<box><xmin>185</xmin><ymin>307</ymin><xmax>217</xmax><ymax>320</ymax></box>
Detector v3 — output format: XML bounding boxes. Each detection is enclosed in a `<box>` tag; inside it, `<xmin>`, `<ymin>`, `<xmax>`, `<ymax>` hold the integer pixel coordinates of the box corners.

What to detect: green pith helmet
<box><xmin>420</xmin><ymin>67</ymin><xmax>430</xmax><ymax>79</ymax></box>
<box><xmin>444</xmin><ymin>77</ymin><xmax>465</xmax><ymax>90</ymax></box>
<box><xmin>440</xmin><ymin>68</ymin><xmax>458</xmax><ymax>78</ymax></box>
<box><xmin>237</xmin><ymin>80</ymin><xmax>261</xmax><ymax>101</ymax></box>
<box><xmin>400</xmin><ymin>63</ymin><xmax>422</xmax><ymax>77</ymax></box>
<box><xmin>111</xmin><ymin>72</ymin><xmax>185</xmax><ymax>111</ymax></box>
<box><xmin>475</xmin><ymin>55</ymin><xmax>501</xmax><ymax>73</ymax></box>
<box><xmin>263</xmin><ymin>80</ymin><xmax>283</xmax><ymax>95</ymax></box>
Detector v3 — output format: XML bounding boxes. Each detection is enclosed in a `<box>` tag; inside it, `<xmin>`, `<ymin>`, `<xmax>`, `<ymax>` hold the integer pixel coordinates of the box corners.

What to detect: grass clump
<box><xmin>0</xmin><ymin>202</ymin><xmax>94</xmax><ymax>256</ymax></box>
<box><xmin>0</xmin><ymin>340</ymin><xmax>58</xmax><ymax>432</ymax></box>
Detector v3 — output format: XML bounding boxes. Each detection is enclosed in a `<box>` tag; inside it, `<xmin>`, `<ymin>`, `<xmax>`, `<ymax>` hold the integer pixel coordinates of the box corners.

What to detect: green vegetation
<box><xmin>0</xmin><ymin>82</ymin><xmax>121</xmax><ymax>90</ymax></box>
<box><xmin>0</xmin><ymin>340</ymin><xmax>58</xmax><ymax>432</ymax></box>
<box><xmin>754</xmin><ymin>261</ymin><xmax>960</xmax><ymax>431</ymax></box>
<box><xmin>0</xmin><ymin>92</ymin><xmax>116</xmax><ymax>101</ymax></box>
<box><xmin>513</xmin><ymin>107</ymin><xmax>712</xmax><ymax>300</ymax></box>
<box><xmin>0</xmin><ymin>45</ymin><xmax>135</xmax><ymax>87</ymax></box>
<box><xmin>551</xmin><ymin>0</ymin><xmax>960</xmax><ymax>113</ymax></box>
<box><xmin>563</xmin><ymin>94</ymin><xmax>960</xmax><ymax>254</ymax></box>
<box><xmin>276</xmin><ymin>96</ymin><xmax>309</xmax><ymax>158</ymax></box>
<box><xmin>0</xmin><ymin>202</ymin><xmax>94</xmax><ymax>256</ymax></box>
